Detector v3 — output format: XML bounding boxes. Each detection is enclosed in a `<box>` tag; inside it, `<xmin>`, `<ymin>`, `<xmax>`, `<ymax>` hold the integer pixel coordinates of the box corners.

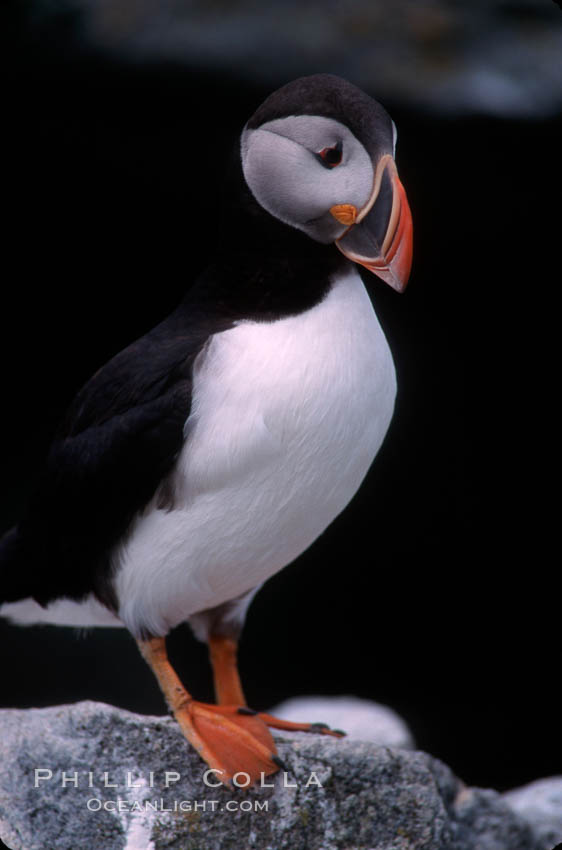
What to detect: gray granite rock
<box><xmin>0</xmin><ymin>700</ymin><xmax>546</xmax><ymax>850</ymax></box>
<box><xmin>504</xmin><ymin>777</ymin><xmax>562</xmax><ymax>850</ymax></box>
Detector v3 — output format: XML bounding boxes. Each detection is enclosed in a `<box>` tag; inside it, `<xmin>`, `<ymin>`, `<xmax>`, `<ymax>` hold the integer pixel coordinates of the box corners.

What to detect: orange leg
<box><xmin>207</xmin><ymin>634</ymin><xmax>345</xmax><ymax>739</ymax></box>
<box><xmin>208</xmin><ymin>635</ymin><xmax>246</xmax><ymax>706</ymax></box>
<box><xmin>137</xmin><ymin>636</ymin><xmax>280</xmax><ymax>784</ymax></box>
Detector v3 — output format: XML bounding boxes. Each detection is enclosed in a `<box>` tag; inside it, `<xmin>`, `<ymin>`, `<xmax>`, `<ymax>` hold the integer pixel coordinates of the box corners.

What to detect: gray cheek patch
<box><xmin>241</xmin><ymin>117</ymin><xmax>374</xmax><ymax>244</ymax></box>
<box><xmin>242</xmin><ymin>129</ymin><xmax>327</xmax><ymax>226</ymax></box>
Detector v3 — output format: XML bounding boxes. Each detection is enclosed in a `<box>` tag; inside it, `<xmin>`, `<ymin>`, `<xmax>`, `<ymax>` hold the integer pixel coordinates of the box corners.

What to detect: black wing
<box><xmin>1</xmin><ymin>302</ymin><xmax>232</xmax><ymax>609</ymax></box>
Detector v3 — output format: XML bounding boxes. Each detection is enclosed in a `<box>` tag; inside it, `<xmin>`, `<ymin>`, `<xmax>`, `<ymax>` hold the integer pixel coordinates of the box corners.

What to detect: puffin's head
<box><xmin>241</xmin><ymin>74</ymin><xmax>413</xmax><ymax>292</ymax></box>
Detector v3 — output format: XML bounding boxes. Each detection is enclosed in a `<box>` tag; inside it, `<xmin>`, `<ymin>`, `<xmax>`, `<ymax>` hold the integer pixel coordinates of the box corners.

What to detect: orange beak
<box><xmin>332</xmin><ymin>154</ymin><xmax>413</xmax><ymax>292</ymax></box>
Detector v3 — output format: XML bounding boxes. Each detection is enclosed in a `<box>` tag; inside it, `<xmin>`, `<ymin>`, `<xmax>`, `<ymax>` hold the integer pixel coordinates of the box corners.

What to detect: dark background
<box><xmin>1</xmin><ymin>3</ymin><xmax>560</xmax><ymax>797</ymax></box>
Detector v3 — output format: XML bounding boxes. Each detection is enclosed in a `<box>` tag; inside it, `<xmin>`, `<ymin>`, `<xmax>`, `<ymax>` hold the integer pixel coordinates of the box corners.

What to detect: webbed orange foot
<box><xmin>206</xmin><ymin>634</ymin><xmax>346</xmax><ymax>738</ymax></box>
<box><xmin>174</xmin><ymin>701</ymin><xmax>280</xmax><ymax>784</ymax></box>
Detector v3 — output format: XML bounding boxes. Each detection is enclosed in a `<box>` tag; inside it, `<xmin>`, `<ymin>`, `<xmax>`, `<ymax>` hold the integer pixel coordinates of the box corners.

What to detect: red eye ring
<box><xmin>317</xmin><ymin>143</ymin><xmax>343</xmax><ymax>168</ymax></box>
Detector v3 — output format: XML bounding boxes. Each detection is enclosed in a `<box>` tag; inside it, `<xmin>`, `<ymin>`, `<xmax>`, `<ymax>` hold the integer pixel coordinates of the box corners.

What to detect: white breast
<box><xmin>114</xmin><ymin>267</ymin><xmax>396</xmax><ymax>637</ymax></box>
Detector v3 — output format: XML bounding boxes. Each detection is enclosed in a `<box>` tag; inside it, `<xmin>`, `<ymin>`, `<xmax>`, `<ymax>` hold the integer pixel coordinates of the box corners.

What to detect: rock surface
<box><xmin>1</xmin><ymin>700</ymin><xmax>560</xmax><ymax>850</ymax></box>
<box><xmin>504</xmin><ymin>777</ymin><xmax>562</xmax><ymax>850</ymax></box>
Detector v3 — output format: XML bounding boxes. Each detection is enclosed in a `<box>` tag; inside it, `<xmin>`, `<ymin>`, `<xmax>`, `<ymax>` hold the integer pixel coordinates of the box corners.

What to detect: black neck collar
<box><xmin>184</xmin><ymin>151</ymin><xmax>350</xmax><ymax>323</ymax></box>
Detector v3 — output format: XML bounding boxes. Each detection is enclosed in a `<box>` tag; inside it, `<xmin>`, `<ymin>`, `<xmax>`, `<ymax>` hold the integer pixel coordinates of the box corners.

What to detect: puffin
<box><xmin>0</xmin><ymin>74</ymin><xmax>413</xmax><ymax>783</ymax></box>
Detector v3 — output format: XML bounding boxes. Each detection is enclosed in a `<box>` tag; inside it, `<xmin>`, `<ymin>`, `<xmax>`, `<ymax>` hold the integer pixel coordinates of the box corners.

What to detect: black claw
<box><xmin>237</xmin><ymin>706</ymin><xmax>258</xmax><ymax>715</ymax></box>
<box><xmin>310</xmin><ymin>722</ymin><xmax>330</xmax><ymax>732</ymax></box>
<box><xmin>272</xmin><ymin>755</ymin><xmax>289</xmax><ymax>771</ymax></box>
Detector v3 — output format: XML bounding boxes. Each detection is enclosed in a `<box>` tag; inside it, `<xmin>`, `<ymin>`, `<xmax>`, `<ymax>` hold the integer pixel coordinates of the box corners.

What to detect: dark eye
<box><xmin>316</xmin><ymin>142</ymin><xmax>343</xmax><ymax>169</ymax></box>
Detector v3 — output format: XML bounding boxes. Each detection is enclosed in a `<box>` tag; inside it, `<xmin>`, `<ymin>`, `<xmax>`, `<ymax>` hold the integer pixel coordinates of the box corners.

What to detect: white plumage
<box><xmin>3</xmin><ymin>267</ymin><xmax>395</xmax><ymax>635</ymax></box>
